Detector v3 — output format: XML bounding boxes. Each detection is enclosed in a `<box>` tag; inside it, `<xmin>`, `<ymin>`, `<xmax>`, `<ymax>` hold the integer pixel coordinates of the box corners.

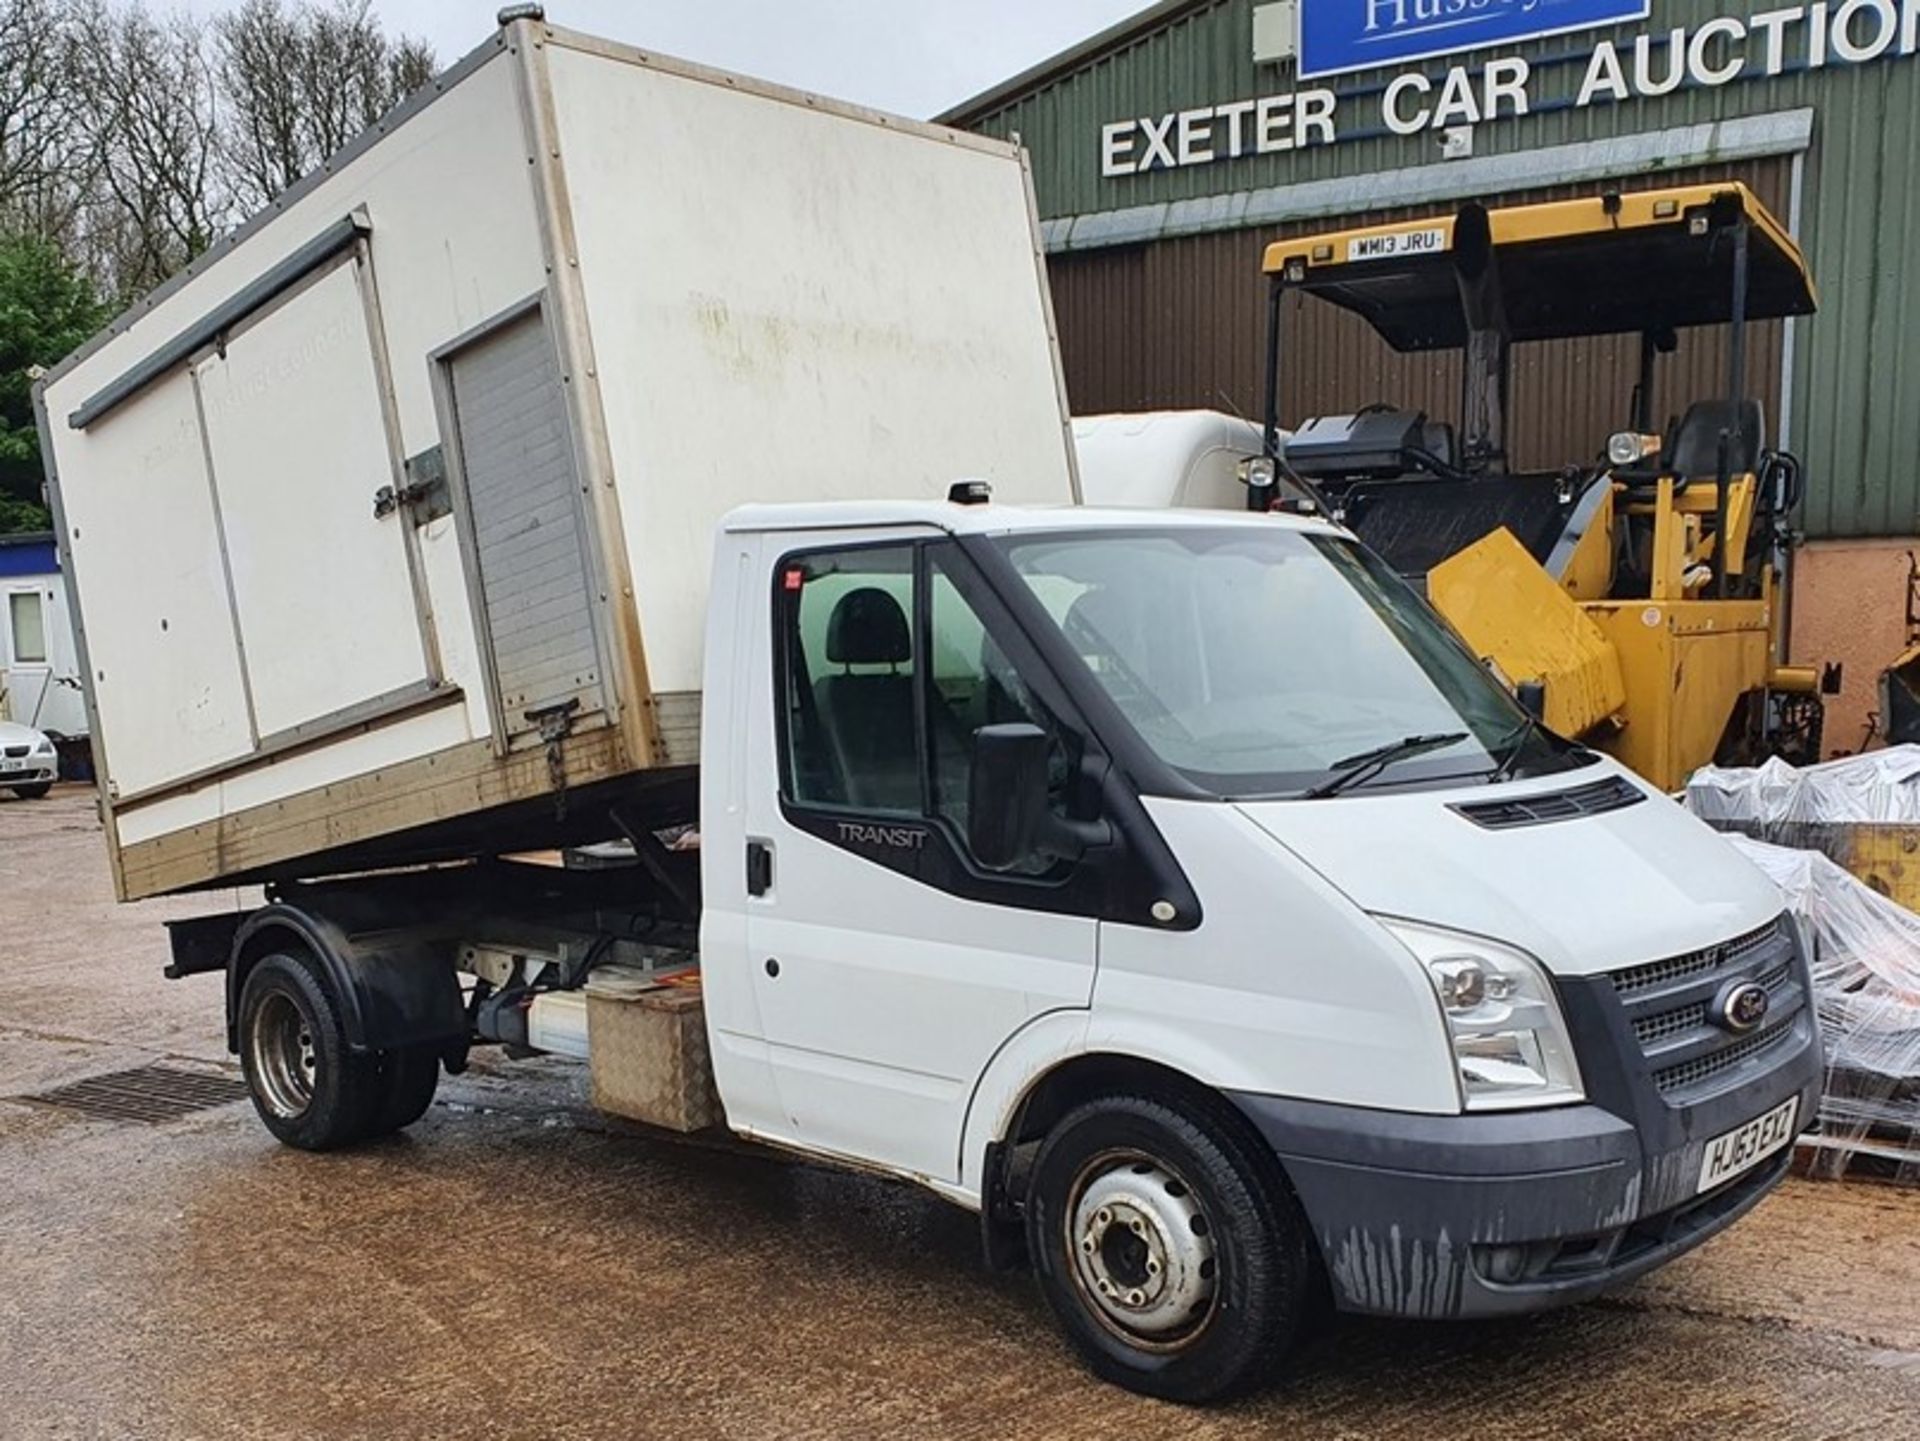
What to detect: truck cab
<box><xmin>690</xmin><ymin>494</ymin><xmax>1819</xmax><ymax>1399</ymax></box>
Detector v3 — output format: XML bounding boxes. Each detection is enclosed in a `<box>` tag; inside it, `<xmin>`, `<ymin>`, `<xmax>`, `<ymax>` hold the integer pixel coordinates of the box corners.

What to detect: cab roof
<box><xmin>721</xmin><ymin>498</ymin><xmax>1336</xmax><ymax>539</ymax></box>
<box><xmin>1261</xmin><ymin>182</ymin><xmax>1817</xmax><ymax>352</ymax></box>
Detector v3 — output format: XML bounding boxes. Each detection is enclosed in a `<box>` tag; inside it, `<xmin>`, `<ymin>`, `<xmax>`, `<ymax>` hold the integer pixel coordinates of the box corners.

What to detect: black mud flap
<box><xmin>979</xmin><ymin>1140</ymin><xmax>1029</xmax><ymax>1272</ymax></box>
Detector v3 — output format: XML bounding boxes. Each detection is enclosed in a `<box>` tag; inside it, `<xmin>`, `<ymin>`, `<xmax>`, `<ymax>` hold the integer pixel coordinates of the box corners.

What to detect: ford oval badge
<box><xmin>1714</xmin><ymin>980</ymin><xmax>1771</xmax><ymax>1034</ymax></box>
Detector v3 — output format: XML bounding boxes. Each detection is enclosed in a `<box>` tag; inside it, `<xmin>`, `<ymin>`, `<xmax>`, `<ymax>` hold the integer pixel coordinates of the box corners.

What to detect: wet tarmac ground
<box><xmin>5</xmin><ymin>786</ymin><xmax>1920</xmax><ymax>1440</ymax></box>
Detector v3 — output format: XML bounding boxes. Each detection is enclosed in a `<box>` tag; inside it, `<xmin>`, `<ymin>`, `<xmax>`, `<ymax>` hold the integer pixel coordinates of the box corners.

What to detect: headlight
<box><xmin>1380</xmin><ymin>918</ymin><xmax>1584</xmax><ymax>1112</ymax></box>
<box><xmin>31</xmin><ymin>736</ymin><xmax>53</xmax><ymax>756</ymax></box>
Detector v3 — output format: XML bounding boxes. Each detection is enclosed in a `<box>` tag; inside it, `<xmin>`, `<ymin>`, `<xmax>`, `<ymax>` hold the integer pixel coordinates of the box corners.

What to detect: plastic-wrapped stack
<box><xmin>1722</xmin><ymin>836</ymin><xmax>1920</xmax><ymax>1176</ymax></box>
<box><xmin>1686</xmin><ymin>748</ymin><xmax>1920</xmax><ymax>1177</ymax></box>
<box><xmin>1688</xmin><ymin>747</ymin><xmax>1920</xmax><ymax>913</ymax></box>
<box><xmin>1687</xmin><ymin>747</ymin><xmax>1920</xmax><ymax>831</ymax></box>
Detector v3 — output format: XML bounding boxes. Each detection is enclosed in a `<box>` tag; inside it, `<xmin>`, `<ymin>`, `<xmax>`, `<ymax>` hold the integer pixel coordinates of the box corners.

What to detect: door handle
<box><xmin>746</xmin><ymin>839</ymin><xmax>773</xmax><ymax>897</ymax></box>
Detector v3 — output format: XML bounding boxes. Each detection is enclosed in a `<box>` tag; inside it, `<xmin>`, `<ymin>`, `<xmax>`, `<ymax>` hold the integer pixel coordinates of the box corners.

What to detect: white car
<box><xmin>0</xmin><ymin>719</ymin><xmax>57</xmax><ymax>799</ymax></box>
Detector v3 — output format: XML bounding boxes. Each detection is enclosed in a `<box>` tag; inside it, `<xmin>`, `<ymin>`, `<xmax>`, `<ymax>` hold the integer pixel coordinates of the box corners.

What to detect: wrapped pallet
<box><xmin>1726</xmin><ymin>834</ymin><xmax>1920</xmax><ymax>1178</ymax></box>
<box><xmin>1687</xmin><ymin>748</ymin><xmax>1920</xmax><ymax>914</ymax></box>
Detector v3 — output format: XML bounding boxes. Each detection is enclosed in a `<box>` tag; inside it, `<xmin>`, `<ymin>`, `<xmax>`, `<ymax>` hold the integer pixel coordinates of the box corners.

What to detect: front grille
<box><xmin>2</xmin><ymin>744</ymin><xmax>28</xmax><ymax>759</ymax></box>
<box><xmin>1634</xmin><ymin>1002</ymin><xmax>1706</xmax><ymax>1047</ymax></box>
<box><xmin>1450</xmin><ymin>775</ymin><xmax>1646</xmax><ymax>830</ymax></box>
<box><xmin>1630</xmin><ymin>960</ymin><xmax>1793</xmax><ymax>1049</ymax></box>
<box><xmin>1653</xmin><ymin>1018</ymin><xmax>1799</xmax><ymax>1096</ymax></box>
<box><xmin>1604</xmin><ymin>915</ymin><xmax>1806</xmax><ymax>1106</ymax></box>
<box><xmin>1610</xmin><ymin>918</ymin><xmax>1783</xmax><ymax>997</ymax></box>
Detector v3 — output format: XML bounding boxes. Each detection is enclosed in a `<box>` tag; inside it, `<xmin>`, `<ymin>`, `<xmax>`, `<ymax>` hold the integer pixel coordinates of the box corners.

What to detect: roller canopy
<box><xmin>1262</xmin><ymin>183</ymin><xmax>1817</xmax><ymax>352</ymax></box>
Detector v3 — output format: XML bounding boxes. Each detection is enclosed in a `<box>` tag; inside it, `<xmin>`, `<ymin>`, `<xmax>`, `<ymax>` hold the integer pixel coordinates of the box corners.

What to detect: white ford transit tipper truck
<box><xmin>37</xmin><ymin>11</ymin><xmax>1818</xmax><ymax>1405</ymax></box>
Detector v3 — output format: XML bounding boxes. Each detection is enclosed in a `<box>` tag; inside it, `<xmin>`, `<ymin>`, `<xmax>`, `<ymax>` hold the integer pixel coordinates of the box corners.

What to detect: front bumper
<box><xmin>1228</xmin><ymin>1011</ymin><xmax>1821</xmax><ymax>1320</ymax></box>
<box><xmin>2</xmin><ymin>763</ymin><xmax>54</xmax><ymax>785</ymax></box>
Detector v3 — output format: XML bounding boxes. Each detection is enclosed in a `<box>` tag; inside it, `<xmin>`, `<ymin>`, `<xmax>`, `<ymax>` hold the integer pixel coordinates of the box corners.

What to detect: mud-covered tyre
<box><xmin>1025</xmin><ymin>1091</ymin><xmax>1319</xmax><ymax>1403</ymax></box>
<box><xmin>363</xmin><ymin>1047</ymin><xmax>440</xmax><ymax>1137</ymax></box>
<box><xmin>238</xmin><ymin>951</ymin><xmax>377</xmax><ymax>1150</ymax></box>
<box><xmin>9</xmin><ymin>783</ymin><xmax>51</xmax><ymax>799</ymax></box>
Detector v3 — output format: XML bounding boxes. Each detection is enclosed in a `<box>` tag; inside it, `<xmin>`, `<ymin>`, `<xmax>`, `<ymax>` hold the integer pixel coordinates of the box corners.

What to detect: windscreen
<box><xmin>995</xmin><ymin>526</ymin><xmax>1583</xmax><ymax>799</ymax></box>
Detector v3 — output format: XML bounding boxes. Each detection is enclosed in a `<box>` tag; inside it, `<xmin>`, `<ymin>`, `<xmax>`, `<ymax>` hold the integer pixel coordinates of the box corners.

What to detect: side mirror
<box><xmin>968</xmin><ymin>723</ymin><xmax>1051</xmax><ymax>872</ymax></box>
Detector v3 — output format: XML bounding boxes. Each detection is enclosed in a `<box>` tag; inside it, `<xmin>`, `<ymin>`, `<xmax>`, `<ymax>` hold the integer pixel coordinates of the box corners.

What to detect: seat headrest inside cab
<box><xmin>826</xmin><ymin>587</ymin><xmax>911</xmax><ymax>666</ymax></box>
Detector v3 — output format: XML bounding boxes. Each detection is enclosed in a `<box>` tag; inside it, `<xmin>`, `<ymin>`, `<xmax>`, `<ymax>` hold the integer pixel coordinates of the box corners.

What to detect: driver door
<box><xmin>740</xmin><ymin>534</ymin><xmax>1097</xmax><ymax>1184</ymax></box>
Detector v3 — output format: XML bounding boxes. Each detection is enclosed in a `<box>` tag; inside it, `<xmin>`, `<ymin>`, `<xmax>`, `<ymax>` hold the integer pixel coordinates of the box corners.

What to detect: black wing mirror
<box><xmin>968</xmin><ymin>723</ymin><xmax>1051</xmax><ymax>872</ymax></box>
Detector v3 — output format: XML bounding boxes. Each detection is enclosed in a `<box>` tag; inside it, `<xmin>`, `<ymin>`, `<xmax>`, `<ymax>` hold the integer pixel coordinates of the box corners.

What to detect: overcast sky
<box><xmin>175</xmin><ymin>1</ymin><xmax>1149</xmax><ymax>119</ymax></box>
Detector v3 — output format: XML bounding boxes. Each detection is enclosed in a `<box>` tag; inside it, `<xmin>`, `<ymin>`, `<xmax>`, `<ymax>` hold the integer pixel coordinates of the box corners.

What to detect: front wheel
<box><xmin>9</xmin><ymin>783</ymin><xmax>51</xmax><ymax>800</ymax></box>
<box><xmin>1024</xmin><ymin>1092</ymin><xmax>1319</xmax><ymax>1403</ymax></box>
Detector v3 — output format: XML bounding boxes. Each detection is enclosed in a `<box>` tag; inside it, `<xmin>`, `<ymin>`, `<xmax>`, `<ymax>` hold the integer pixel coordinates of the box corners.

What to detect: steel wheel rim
<box><xmin>249</xmin><ymin>991</ymin><xmax>317</xmax><ymax>1120</ymax></box>
<box><xmin>1063</xmin><ymin>1148</ymin><xmax>1218</xmax><ymax>1350</ymax></box>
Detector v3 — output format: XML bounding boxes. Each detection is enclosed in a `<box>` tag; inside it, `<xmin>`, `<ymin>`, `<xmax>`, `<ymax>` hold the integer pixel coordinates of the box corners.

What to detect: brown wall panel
<box><xmin>1049</xmin><ymin>160</ymin><xmax>1789</xmax><ymax>474</ymax></box>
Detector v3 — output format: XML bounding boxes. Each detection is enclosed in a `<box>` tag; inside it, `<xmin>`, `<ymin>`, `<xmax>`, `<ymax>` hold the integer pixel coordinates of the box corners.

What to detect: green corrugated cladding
<box><xmin>957</xmin><ymin>0</ymin><xmax>1920</xmax><ymax>539</ymax></box>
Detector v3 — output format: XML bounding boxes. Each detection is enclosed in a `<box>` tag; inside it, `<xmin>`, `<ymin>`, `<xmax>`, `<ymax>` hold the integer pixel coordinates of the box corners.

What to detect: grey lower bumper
<box><xmin>1228</xmin><ymin>1033</ymin><xmax>1821</xmax><ymax>1320</ymax></box>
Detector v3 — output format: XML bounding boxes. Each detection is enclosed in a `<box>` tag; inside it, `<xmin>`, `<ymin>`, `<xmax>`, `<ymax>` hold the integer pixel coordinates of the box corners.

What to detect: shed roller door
<box><xmin>446</xmin><ymin>308</ymin><xmax>607</xmax><ymax>745</ymax></box>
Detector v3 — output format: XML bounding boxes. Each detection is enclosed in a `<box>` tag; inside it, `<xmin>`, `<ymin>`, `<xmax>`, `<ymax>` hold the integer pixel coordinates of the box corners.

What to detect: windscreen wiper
<box><xmin>1485</xmin><ymin>713</ymin><xmax>1594</xmax><ymax>784</ymax></box>
<box><xmin>1303</xmin><ymin>731</ymin><xmax>1470</xmax><ymax>800</ymax></box>
<box><xmin>1486</xmin><ymin>713</ymin><xmax>1539</xmax><ymax>784</ymax></box>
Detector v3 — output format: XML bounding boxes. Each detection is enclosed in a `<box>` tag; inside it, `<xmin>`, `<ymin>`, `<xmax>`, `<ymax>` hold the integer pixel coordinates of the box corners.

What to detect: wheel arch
<box><xmin>966</xmin><ymin>1016</ymin><xmax>1290</xmax><ymax>1257</ymax></box>
<box><xmin>1004</xmin><ymin>1052</ymin><xmax>1233</xmax><ymax>1153</ymax></box>
<box><xmin>227</xmin><ymin>906</ymin><xmax>364</xmax><ymax>1054</ymax></box>
<box><xmin>226</xmin><ymin>902</ymin><xmax>464</xmax><ymax>1059</ymax></box>
<box><xmin>962</xmin><ymin>1011</ymin><xmax>1270</xmax><ymax>1196</ymax></box>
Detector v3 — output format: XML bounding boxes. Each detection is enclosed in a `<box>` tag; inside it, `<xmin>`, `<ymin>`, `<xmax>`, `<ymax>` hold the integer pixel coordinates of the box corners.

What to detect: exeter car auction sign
<box><xmin>1098</xmin><ymin>0</ymin><xmax>1920</xmax><ymax>177</ymax></box>
<box><xmin>1298</xmin><ymin>0</ymin><xmax>1650</xmax><ymax>80</ymax></box>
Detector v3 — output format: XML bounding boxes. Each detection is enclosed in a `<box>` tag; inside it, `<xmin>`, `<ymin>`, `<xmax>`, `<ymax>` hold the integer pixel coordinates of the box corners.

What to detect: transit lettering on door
<box><xmin>836</xmin><ymin>821</ymin><xmax>929</xmax><ymax>850</ymax></box>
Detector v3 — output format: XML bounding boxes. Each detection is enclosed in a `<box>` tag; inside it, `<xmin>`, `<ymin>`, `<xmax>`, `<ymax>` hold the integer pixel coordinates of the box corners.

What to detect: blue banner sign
<box><xmin>1298</xmin><ymin>0</ymin><xmax>1650</xmax><ymax>80</ymax></box>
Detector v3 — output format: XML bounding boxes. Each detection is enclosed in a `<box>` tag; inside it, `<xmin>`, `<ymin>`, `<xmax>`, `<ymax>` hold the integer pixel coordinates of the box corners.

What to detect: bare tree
<box><xmin>0</xmin><ymin>0</ymin><xmax>89</xmax><ymax>243</ymax></box>
<box><xmin>216</xmin><ymin>0</ymin><xmax>434</xmax><ymax>211</ymax></box>
<box><xmin>66</xmin><ymin>0</ymin><xmax>227</xmax><ymax>297</ymax></box>
<box><xmin>0</xmin><ymin>0</ymin><xmax>436</xmax><ymax>300</ymax></box>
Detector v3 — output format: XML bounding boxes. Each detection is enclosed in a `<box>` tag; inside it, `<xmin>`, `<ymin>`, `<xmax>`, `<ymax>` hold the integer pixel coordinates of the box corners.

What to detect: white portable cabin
<box><xmin>36</xmin><ymin>14</ymin><xmax>1078</xmax><ymax>902</ymax></box>
<box><xmin>1071</xmin><ymin>410</ymin><xmax>1267</xmax><ymax>511</ymax></box>
<box><xmin>0</xmin><ymin>532</ymin><xmax>86</xmax><ymax>739</ymax></box>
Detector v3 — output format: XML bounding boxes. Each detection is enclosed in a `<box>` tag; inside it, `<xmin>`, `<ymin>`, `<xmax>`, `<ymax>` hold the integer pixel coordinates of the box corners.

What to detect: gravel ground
<box><xmin>4</xmin><ymin>784</ymin><xmax>1919</xmax><ymax>1440</ymax></box>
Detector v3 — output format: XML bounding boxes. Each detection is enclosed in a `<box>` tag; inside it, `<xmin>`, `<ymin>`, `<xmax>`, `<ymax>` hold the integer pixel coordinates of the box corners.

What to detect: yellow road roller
<box><xmin>1250</xmin><ymin>183</ymin><xmax>1834</xmax><ymax>792</ymax></box>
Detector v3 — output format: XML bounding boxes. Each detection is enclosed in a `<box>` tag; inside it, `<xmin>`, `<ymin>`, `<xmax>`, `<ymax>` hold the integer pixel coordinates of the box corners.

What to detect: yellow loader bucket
<box><xmin>1429</xmin><ymin>528</ymin><xmax>1627</xmax><ymax>741</ymax></box>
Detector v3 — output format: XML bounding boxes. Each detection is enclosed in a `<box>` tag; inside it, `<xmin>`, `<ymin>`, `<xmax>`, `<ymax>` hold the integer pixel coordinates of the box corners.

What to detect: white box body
<box><xmin>36</xmin><ymin>22</ymin><xmax>1078</xmax><ymax>900</ymax></box>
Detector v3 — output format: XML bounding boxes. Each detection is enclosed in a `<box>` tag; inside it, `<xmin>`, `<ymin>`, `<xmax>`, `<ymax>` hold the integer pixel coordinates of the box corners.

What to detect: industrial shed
<box><xmin>943</xmin><ymin>0</ymin><xmax>1920</xmax><ymax>750</ymax></box>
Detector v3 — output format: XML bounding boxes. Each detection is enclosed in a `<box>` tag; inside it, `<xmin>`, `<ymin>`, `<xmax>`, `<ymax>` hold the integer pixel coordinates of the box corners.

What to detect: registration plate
<box><xmin>1348</xmin><ymin>227</ymin><xmax>1447</xmax><ymax>263</ymax></box>
<box><xmin>1697</xmin><ymin>1096</ymin><xmax>1799</xmax><ymax>1194</ymax></box>
<box><xmin>0</xmin><ymin>759</ymin><xmax>21</xmax><ymax>774</ymax></box>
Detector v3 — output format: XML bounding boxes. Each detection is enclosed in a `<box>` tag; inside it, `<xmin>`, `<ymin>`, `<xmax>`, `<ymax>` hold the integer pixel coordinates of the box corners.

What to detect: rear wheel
<box><xmin>239</xmin><ymin>951</ymin><xmax>446</xmax><ymax>1148</ymax></box>
<box><xmin>1025</xmin><ymin>1092</ymin><xmax>1319</xmax><ymax>1403</ymax></box>
<box><xmin>9</xmin><ymin>783</ymin><xmax>51</xmax><ymax>800</ymax></box>
<box><xmin>238</xmin><ymin>951</ymin><xmax>377</xmax><ymax>1150</ymax></box>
